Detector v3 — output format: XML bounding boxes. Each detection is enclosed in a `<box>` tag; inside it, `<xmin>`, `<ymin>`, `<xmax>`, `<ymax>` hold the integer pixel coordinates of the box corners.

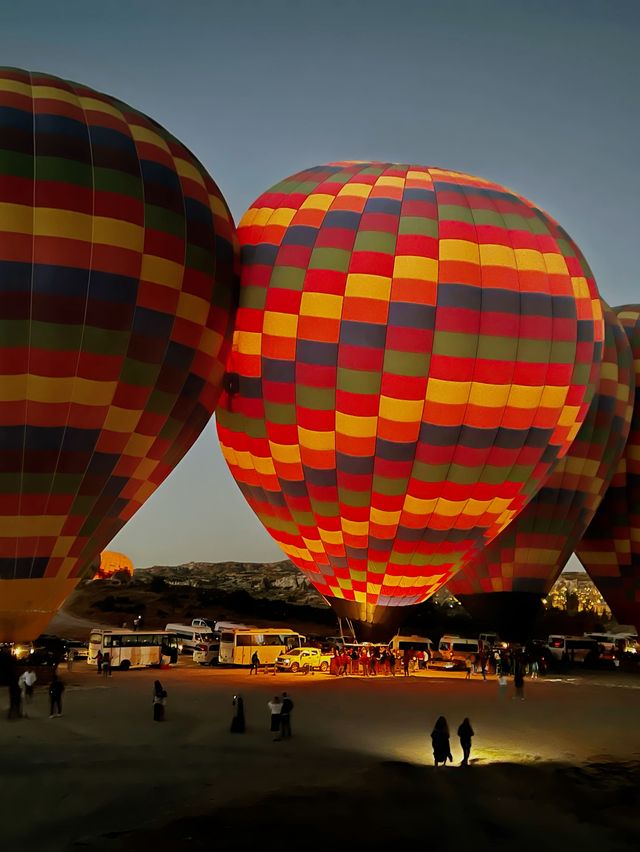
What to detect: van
<box><xmin>546</xmin><ymin>635</ymin><xmax>599</xmax><ymax>664</ymax></box>
<box><xmin>437</xmin><ymin>635</ymin><xmax>479</xmax><ymax>664</ymax></box>
<box><xmin>165</xmin><ymin>623</ymin><xmax>214</xmax><ymax>654</ymax></box>
<box><xmin>389</xmin><ymin>634</ymin><xmax>433</xmax><ymax>655</ymax></box>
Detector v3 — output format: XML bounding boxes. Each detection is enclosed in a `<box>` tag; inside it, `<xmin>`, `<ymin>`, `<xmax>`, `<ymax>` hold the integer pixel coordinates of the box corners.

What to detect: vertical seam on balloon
<box><xmin>445</xmin><ymin>178</ymin><xmax>527</xmax><ymax>596</ymax></box>
<box><xmin>16</xmin><ymin>69</ymin><xmax>36</xmax><ymax>580</ymax></box>
<box><xmin>66</xmin><ymin>97</ymin><xmax>148</xmax><ymax>578</ymax></box>
<box><xmin>363</xmin><ymin>165</ymin><xmax>405</xmax><ymax>608</ymax></box>
<box><xmin>28</xmin><ymin>78</ymin><xmax>98</xmax><ymax>582</ymax></box>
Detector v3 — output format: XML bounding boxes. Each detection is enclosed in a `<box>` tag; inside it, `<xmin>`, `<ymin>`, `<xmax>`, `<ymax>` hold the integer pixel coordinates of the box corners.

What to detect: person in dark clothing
<box><xmin>8</xmin><ymin>677</ymin><xmax>22</xmax><ymax>720</ymax></box>
<box><xmin>280</xmin><ymin>691</ymin><xmax>294</xmax><ymax>739</ymax></box>
<box><xmin>230</xmin><ymin>694</ymin><xmax>245</xmax><ymax>733</ymax></box>
<box><xmin>431</xmin><ymin>716</ymin><xmax>452</xmax><ymax>766</ymax></box>
<box><xmin>153</xmin><ymin>680</ymin><xmax>167</xmax><ymax>721</ymax></box>
<box><xmin>96</xmin><ymin>650</ymin><xmax>103</xmax><ymax>674</ymax></box>
<box><xmin>102</xmin><ymin>652</ymin><xmax>111</xmax><ymax>677</ymax></box>
<box><xmin>249</xmin><ymin>651</ymin><xmax>260</xmax><ymax>675</ymax></box>
<box><xmin>513</xmin><ymin>662</ymin><xmax>525</xmax><ymax>700</ymax></box>
<box><xmin>49</xmin><ymin>674</ymin><xmax>65</xmax><ymax>718</ymax></box>
<box><xmin>458</xmin><ymin>717</ymin><xmax>474</xmax><ymax>765</ymax></box>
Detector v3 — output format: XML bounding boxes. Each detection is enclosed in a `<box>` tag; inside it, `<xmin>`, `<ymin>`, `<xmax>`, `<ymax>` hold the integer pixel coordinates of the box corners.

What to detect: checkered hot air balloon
<box><xmin>216</xmin><ymin>161</ymin><xmax>603</xmax><ymax>638</ymax></box>
<box><xmin>447</xmin><ymin>302</ymin><xmax>634</xmax><ymax>637</ymax></box>
<box><xmin>576</xmin><ymin>306</ymin><xmax>640</xmax><ymax>633</ymax></box>
<box><xmin>0</xmin><ymin>69</ymin><xmax>238</xmax><ymax>641</ymax></box>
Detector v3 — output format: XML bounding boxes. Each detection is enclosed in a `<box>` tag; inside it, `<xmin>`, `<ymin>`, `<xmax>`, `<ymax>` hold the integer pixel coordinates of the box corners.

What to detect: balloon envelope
<box><xmin>576</xmin><ymin>306</ymin><xmax>640</xmax><ymax>632</ymax></box>
<box><xmin>0</xmin><ymin>68</ymin><xmax>238</xmax><ymax>641</ymax></box>
<box><xmin>216</xmin><ymin>162</ymin><xmax>603</xmax><ymax>631</ymax></box>
<box><xmin>447</xmin><ymin>303</ymin><xmax>634</xmax><ymax>637</ymax></box>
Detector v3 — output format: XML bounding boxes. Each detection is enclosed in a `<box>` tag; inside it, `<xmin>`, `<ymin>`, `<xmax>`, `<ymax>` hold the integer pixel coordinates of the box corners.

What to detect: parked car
<box><xmin>193</xmin><ymin>639</ymin><xmax>220</xmax><ymax>666</ymax></box>
<box><xmin>275</xmin><ymin>647</ymin><xmax>332</xmax><ymax>673</ymax></box>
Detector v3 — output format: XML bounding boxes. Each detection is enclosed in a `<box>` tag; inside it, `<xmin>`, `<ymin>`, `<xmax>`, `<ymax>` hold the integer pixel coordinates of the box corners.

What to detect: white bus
<box><xmin>218</xmin><ymin>627</ymin><xmax>305</xmax><ymax>666</ymax></box>
<box><xmin>88</xmin><ymin>629</ymin><xmax>179</xmax><ymax>670</ymax></box>
<box><xmin>165</xmin><ymin>623</ymin><xmax>214</xmax><ymax>654</ymax></box>
<box><xmin>546</xmin><ymin>635</ymin><xmax>599</xmax><ymax>663</ymax></box>
<box><xmin>389</xmin><ymin>634</ymin><xmax>433</xmax><ymax>655</ymax></box>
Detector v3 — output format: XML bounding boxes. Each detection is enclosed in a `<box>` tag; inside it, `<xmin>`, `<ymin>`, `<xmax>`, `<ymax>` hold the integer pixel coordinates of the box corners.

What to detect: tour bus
<box><xmin>585</xmin><ymin>632</ymin><xmax>638</xmax><ymax>656</ymax></box>
<box><xmin>218</xmin><ymin>627</ymin><xmax>305</xmax><ymax>666</ymax></box>
<box><xmin>546</xmin><ymin>635</ymin><xmax>599</xmax><ymax>663</ymax></box>
<box><xmin>88</xmin><ymin>629</ymin><xmax>179</xmax><ymax>670</ymax></box>
<box><xmin>165</xmin><ymin>623</ymin><xmax>214</xmax><ymax>654</ymax></box>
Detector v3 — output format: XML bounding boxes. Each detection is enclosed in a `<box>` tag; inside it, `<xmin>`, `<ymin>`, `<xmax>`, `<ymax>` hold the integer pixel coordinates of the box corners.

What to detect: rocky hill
<box><xmin>136</xmin><ymin>559</ymin><xmax>329</xmax><ymax>608</ymax></box>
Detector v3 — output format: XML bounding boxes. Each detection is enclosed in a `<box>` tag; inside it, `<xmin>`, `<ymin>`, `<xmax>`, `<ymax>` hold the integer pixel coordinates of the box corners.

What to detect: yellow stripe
<box><xmin>263</xmin><ymin>311</ymin><xmax>298</xmax><ymax>337</ymax></box>
<box><xmin>270</xmin><ymin>208</ymin><xmax>296</xmax><ymax>227</ymax></box>
<box><xmin>0</xmin><ymin>375</ymin><xmax>117</xmax><ymax>405</ymax></box>
<box><xmin>341</xmin><ymin>518</ymin><xmax>369</xmax><ymax>536</ymax></box>
<box><xmin>468</xmin><ymin>383</ymin><xmax>511</xmax><ymax>408</ymax></box>
<box><xmin>514</xmin><ymin>248</ymin><xmax>546</xmax><ymax>272</ymax></box>
<box><xmin>298</xmin><ymin>427</ymin><xmax>334</xmax><ymax>451</ymax></box>
<box><xmin>479</xmin><ymin>244</ymin><xmax>515</xmax><ymax>267</ymax></box>
<box><xmin>103</xmin><ymin>407</ymin><xmax>143</xmax><ymax>434</ymax></box>
<box><xmin>300</xmin><ymin>292</ymin><xmax>343</xmax><ymax>319</ymax></box>
<box><xmin>123</xmin><ymin>433</ymin><xmax>155</xmax><ymax>458</ymax></box>
<box><xmin>300</xmin><ymin>193</ymin><xmax>334</xmax><ymax>211</ymax></box>
<box><xmin>336</xmin><ymin>412</ymin><xmax>377</xmax><ymax>438</ymax></box>
<box><xmin>394</xmin><ymin>254</ymin><xmax>438</xmax><ymax>280</ymax></box>
<box><xmin>426</xmin><ymin>378</ymin><xmax>471</xmax><ymax>405</ymax></box>
<box><xmin>0</xmin><ymin>516</ymin><xmax>65</xmax><ymax>536</ymax></box>
<box><xmin>543</xmin><ymin>252</ymin><xmax>569</xmax><ymax>275</ymax></box>
<box><xmin>32</xmin><ymin>85</ymin><xmax>78</xmax><ymax>106</ymax></box>
<box><xmin>176</xmin><ymin>291</ymin><xmax>210</xmax><ymax>326</ymax></box>
<box><xmin>439</xmin><ymin>239</ymin><xmax>479</xmax><ymax>264</ymax></box>
<box><xmin>318</xmin><ymin>528</ymin><xmax>343</xmax><ymax>545</ymax></box>
<box><xmin>0</xmin><ymin>78</ymin><xmax>31</xmax><ymax>96</ymax></box>
<box><xmin>337</xmin><ymin>182</ymin><xmax>372</xmax><ymax>198</ymax></box>
<box><xmin>0</xmin><ymin>202</ymin><xmax>33</xmax><ymax>235</ymax></box>
<box><xmin>175</xmin><ymin>157</ymin><xmax>206</xmax><ymax>188</ymax></box>
<box><xmin>403</xmin><ymin>495</ymin><xmax>438</xmax><ymax>515</ymax></box>
<box><xmin>269</xmin><ymin>442</ymin><xmax>301</xmax><ymax>464</ymax></box>
<box><xmin>140</xmin><ymin>254</ymin><xmax>183</xmax><ymax>289</ymax></box>
<box><xmin>370</xmin><ymin>507</ymin><xmax>401</xmax><ymax>525</ymax></box>
<box><xmin>235</xmin><ymin>331</ymin><xmax>262</xmax><ymax>356</ymax></box>
<box><xmin>378</xmin><ymin>396</ymin><xmax>423</xmax><ymax>423</ymax></box>
<box><xmin>130</xmin><ymin>124</ymin><xmax>170</xmax><ymax>153</ymax></box>
<box><xmin>345</xmin><ymin>273</ymin><xmax>391</xmax><ymax>301</ymax></box>
<box><xmin>79</xmin><ymin>96</ymin><xmax>125</xmax><ymax>121</ymax></box>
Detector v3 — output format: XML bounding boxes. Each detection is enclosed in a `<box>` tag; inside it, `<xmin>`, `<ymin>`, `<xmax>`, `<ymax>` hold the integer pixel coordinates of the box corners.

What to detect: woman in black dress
<box><xmin>431</xmin><ymin>716</ymin><xmax>452</xmax><ymax>766</ymax></box>
<box><xmin>153</xmin><ymin>680</ymin><xmax>166</xmax><ymax>721</ymax></box>
<box><xmin>231</xmin><ymin>694</ymin><xmax>245</xmax><ymax>733</ymax></box>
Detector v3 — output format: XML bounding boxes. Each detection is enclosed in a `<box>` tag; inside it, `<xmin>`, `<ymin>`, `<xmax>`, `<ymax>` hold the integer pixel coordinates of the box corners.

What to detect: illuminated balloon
<box><xmin>216</xmin><ymin>162</ymin><xmax>603</xmax><ymax>637</ymax></box>
<box><xmin>94</xmin><ymin>550</ymin><xmax>134</xmax><ymax>580</ymax></box>
<box><xmin>0</xmin><ymin>69</ymin><xmax>238</xmax><ymax>641</ymax></box>
<box><xmin>447</xmin><ymin>303</ymin><xmax>634</xmax><ymax>636</ymax></box>
<box><xmin>576</xmin><ymin>306</ymin><xmax>640</xmax><ymax>632</ymax></box>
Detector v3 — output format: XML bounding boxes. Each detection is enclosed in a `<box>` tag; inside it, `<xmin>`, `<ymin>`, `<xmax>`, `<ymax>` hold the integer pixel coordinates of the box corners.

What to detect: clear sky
<box><xmin>1</xmin><ymin>0</ymin><xmax>638</xmax><ymax>568</ymax></box>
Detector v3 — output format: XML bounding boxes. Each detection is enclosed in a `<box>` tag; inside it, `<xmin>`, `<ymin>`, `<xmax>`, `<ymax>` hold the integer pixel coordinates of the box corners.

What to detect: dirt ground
<box><xmin>1</xmin><ymin>663</ymin><xmax>640</xmax><ymax>852</ymax></box>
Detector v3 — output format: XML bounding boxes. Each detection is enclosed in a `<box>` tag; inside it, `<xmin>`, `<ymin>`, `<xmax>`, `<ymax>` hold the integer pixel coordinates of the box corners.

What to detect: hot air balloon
<box><xmin>576</xmin><ymin>306</ymin><xmax>640</xmax><ymax>632</ymax></box>
<box><xmin>216</xmin><ymin>162</ymin><xmax>603</xmax><ymax>639</ymax></box>
<box><xmin>94</xmin><ymin>550</ymin><xmax>134</xmax><ymax>580</ymax></box>
<box><xmin>447</xmin><ymin>303</ymin><xmax>634</xmax><ymax>638</ymax></box>
<box><xmin>0</xmin><ymin>68</ymin><xmax>238</xmax><ymax>641</ymax></box>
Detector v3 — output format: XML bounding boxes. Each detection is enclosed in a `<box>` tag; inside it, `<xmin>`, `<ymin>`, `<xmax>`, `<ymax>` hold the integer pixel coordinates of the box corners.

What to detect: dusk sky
<box><xmin>1</xmin><ymin>0</ymin><xmax>638</xmax><ymax>568</ymax></box>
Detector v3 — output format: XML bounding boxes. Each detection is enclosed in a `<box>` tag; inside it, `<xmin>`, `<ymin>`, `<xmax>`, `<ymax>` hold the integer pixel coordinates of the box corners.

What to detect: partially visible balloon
<box><xmin>576</xmin><ymin>306</ymin><xmax>640</xmax><ymax>632</ymax></box>
<box><xmin>448</xmin><ymin>303</ymin><xmax>634</xmax><ymax>637</ymax></box>
<box><xmin>94</xmin><ymin>550</ymin><xmax>134</xmax><ymax>580</ymax></box>
<box><xmin>0</xmin><ymin>68</ymin><xmax>238</xmax><ymax>641</ymax></box>
<box><xmin>217</xmin><ymin>161</ymin><xmax>603</xmax><ymax>638</ymax></box>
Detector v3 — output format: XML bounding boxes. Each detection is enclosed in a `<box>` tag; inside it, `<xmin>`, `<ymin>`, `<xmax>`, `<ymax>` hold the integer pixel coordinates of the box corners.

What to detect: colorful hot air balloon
<box><xmin>0</xmin><ymin>68</ymin><xmax>238</xmax><ymax>641</ymax></box>
<box><xmin>576</xmin><ymin>306</ymin><xmax>640</xmax><ymax>632</ymax></box>
<box><xmin>447</xmin><ymin>303</ymin><xmax>634</xmax><ymax>637</ymax></box>
<box><xmin>216</xmin><ymin>161</ymin><xmax>603</xmax><ymax>638</ymax></box>
<box><xmin>94</xmin><ymin>550</ymin><xmax>134</xmax><ymax>580</ymax></box>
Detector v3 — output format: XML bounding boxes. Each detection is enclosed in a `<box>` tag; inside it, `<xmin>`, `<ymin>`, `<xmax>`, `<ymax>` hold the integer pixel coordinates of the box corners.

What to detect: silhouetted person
<box><xmin>8</xmin><ymin>677</ymin><xmax>22</xmax><ymax>720</ymax></box>
<box><xmin>458</xmin><ymin>717</ymin><xmax>474</xmax><ymax>765</ymax></box>
<box><xmin>230</xmin><ymin>694</ymin><xmax>245</xmax><ymax>733</ymax></box>
<box><xmin>96</xmin><ymin>650</ymin><xmax>103</xmax><ymax>674</ymax></box>
<box><xmin>431</xmin><ymin>716</ymin><xmax>452</xmax><ymax>766</ymax></box>
<box><xmin>103</xmin><ymin>652</ymin><xmax>111</xmax><ymax>677</ymax></box>
<box><xmin>268</xmin><ymin>695</ymin><xmax>282</xmax><ymax>741</ymax></box>
<box><xmin>403</xmin><ymin>648</ymin><xmax>412</xmax><ymax>677</ymax></box>
<box><xmin>280</xmin><ymin>691</ymin><xmax>294</xmax><ymax>739</ymax></box>
<box><xmin>249</xmin><ymin>651</ymin><xmax>260</xmax><ymax>675</ymax></box>
<box><xmin>513</xmin><ymin>662</ymin><xmax>525</xmax><ymax>700</ymax></box>
<box><xmin>49</xmin><ymin>674</ymin><xmax>65</xmax><ymax>718</ymax></box>
<box><xmin>153</xmin><ymin>680</ymin><xmax>166</xmax><ymax>721</ymax></box>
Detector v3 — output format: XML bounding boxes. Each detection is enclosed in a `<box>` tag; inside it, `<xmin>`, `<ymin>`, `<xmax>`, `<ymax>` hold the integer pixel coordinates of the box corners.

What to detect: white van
<box><xmin>389</xmin><ymin>634</ymin><xmax>433</xmax><ymax>655</ymax></box>
<box><xmin>165</xmin><ymin>623</ymin><xmax>214</xmax><ymax>654</ymax></box>
<box><xmin>437</xmin><ymin>635</ymin><xmax>479</xmax><ymax>664</ymax></box>
<box><xmin>546</xmin><ymin>635</ymin><xmax>599</xmax><ymax>663</ymax></box>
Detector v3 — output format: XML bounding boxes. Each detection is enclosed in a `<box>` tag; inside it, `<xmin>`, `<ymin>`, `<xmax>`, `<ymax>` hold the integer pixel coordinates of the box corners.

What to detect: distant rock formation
<box><xmin>136</xmin><ymin>560</ymin><xmax>329</xmax><ymax>608</ymax></box>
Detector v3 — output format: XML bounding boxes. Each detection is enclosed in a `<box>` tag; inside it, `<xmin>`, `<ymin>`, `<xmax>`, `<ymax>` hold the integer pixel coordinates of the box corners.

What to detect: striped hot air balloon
<box><xmin>216</xmin><ymin>161</ymin><xmax>603</xmax><ymax>638</ymax></box>
<box><xmin>0</xmin><ymin>68</ymin><xmax>238</xmax><ymax>641</ymax></box>
<box><xmin>447</xmin><ymin>303</ymin><xmax>634</xmax><ymax>637</ymax></box>
<box><xmin>576</xmin><ymin>306</ymin><xmax>640</xmax><ymax>632</ymax></box>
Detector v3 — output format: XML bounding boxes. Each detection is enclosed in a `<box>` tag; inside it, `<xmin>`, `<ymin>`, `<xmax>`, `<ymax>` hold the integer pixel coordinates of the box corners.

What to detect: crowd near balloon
<box><xmin>0</xmin><ymin>68</ymin><xmax>639</xmax><ymax>644</ymax></box>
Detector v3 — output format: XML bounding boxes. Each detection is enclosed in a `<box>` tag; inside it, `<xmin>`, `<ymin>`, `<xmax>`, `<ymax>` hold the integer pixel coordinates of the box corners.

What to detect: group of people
<box><xmin>229</xmin><ymin>691</ymin><xmax>295</xmax><ymax>740</ymax></box>
<box><xmin>329</xmin><ymin>646</ymin><xmax>423</xmax><ymax>677</ymax></box>
<box><xmin>94</xmin><ymin>651</ymin><xmax>112</xmax><ymax>676</ymax></box>
<box><xmin>431</xmin><ymin>716</ymin><xmax>475</xmax><ymax>766</ymax></box>
<box><xmin>6</xmin><ymin>668</ymin><xmax>65</xmax><ymax>720</ymax></box>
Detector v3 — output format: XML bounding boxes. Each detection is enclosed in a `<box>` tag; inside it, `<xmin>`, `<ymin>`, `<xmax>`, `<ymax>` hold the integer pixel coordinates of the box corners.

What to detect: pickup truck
<box><xmin>275</xmin><ymin>647</ymin><xmax>332</xmax><ymax>673</ymax></box>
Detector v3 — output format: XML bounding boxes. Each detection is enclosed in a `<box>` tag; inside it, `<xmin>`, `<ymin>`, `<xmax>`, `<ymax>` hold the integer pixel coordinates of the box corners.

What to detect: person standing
<box><xmin>153</xmin><ymin>680</ymin><xmax>166</xmax><ymax>721</ymax></box>
<box><xmin>465</xmin><ymin>657</ymin><xmax>472</xmax><ymax>680</ymax></box>
<box><xmin>513</xmin><ymin>661</ymin><xmax>525</xmax><ymax>700</ymax></box>
<box><xmin>403</xmin><ymin>648</ymin><xmax>412</xmax><ymax>677</ymax></box>
<box><xmin>230</xmin><ymin>694</ymin><xmax>245</xmax><ymax>733</ymax></box>
<box><xmin>530</xmin><ymin>659</ymin><xmax>539</xmax><ymax>679</ymax></box>
<box><xmin>268</xmin><ymin>695</ymin><xmax>283</xmax><ymax>741</ymax></box>
<box><xmin>8</xmin><ymin>677</ymin><xmax>22</xmax><ymax>720</ymax></box>
<box><xmin>22</xmin><ymin>669</ymin><xmax>36</xmax><ymax>706</ymax></box>
<box><xmin>431</xmin><ymin>716</ymin><xmax>452</xmax><ymax>767</ymax></box>
<box><xmin>96</xmin><ymin>650</ymin><xmax>103</xmax><ymax>675</ymax></box>
<box><xmin>280</xmin><ymin>691</ymin><xmax>294</xmax><ymax>739</ymax></box>
<box><xmin>457</xmin><ymin>718</ymin><xmax>474</xmax><ymax>766</ymax></box>
<box><xmin>67</xmin><ymin>648</ymin><xmax>75</xmax><ymax>672</ymax></box>
<box><xmin>389</xmin><ymin>650</ymin><xmax>396</xmax><ymax>677</ymax></box>
<box><xmin>249</xmin><ymin>650</ymin><xmax>260</xmax><ymax>675</ymax></box>
<box><xmin>102</xmin><ymin>652</ymin><xmax>111</xmax><ymax>677</ymax></box>
<box><xmin>49</xmin><ymin>673</ymin><xmax>65</xmax><ymax>718</ymax></box>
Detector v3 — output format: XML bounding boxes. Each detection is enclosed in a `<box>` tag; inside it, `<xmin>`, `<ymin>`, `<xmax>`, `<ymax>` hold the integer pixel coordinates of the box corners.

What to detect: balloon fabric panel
<box><xmin>0</xmin><ymin>68</ymin><xmax>238</xmax><ymax>638</ymax></box>
<box><xmin>576</xmin><ymin>306</ymin><xmax>640</xmax><ymax>627</ymax></box>
<box><xmin>448</xmin><ymin>303</ymin><xmax>633</xmax><ymax>597</ymax></box>
<box><xmin>217</xmin><ymin>162</ymin><xmax>603</xmax><ymax>611</ymax></box>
